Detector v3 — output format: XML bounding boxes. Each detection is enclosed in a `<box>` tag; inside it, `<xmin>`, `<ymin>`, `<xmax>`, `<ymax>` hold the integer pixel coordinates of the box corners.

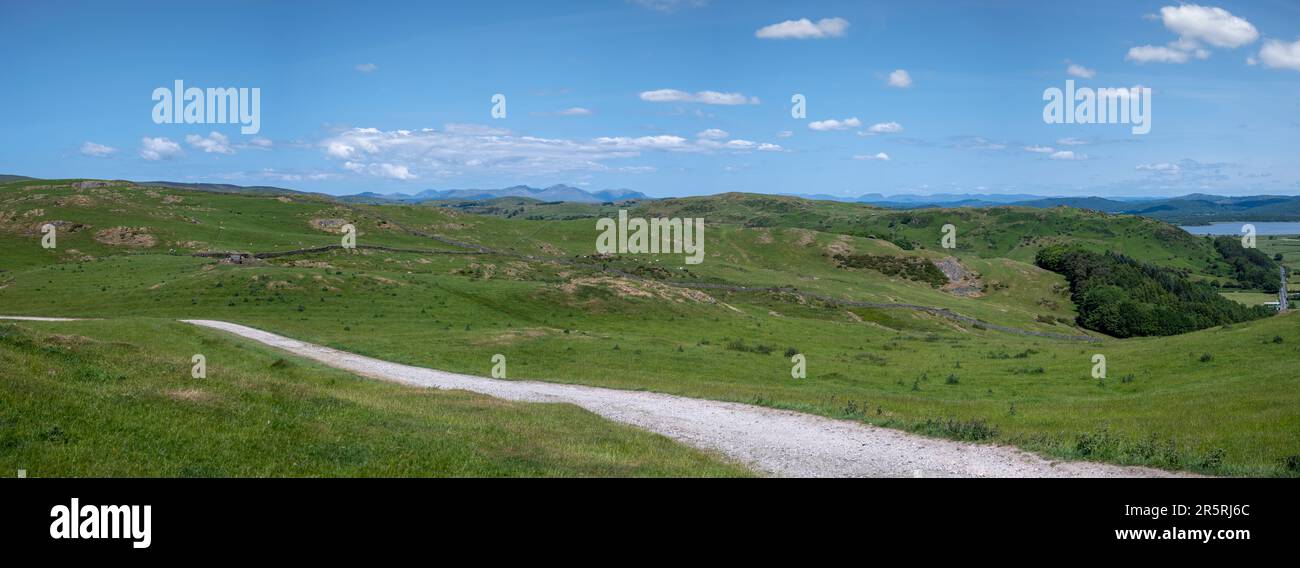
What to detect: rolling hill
<box><xmin>2</xmin><ymin>177</ymin><xmax>1298</xmax><ymax>476</ymax></box>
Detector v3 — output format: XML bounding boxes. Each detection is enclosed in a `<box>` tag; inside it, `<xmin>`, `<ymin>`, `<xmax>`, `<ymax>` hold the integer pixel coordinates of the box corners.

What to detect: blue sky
<box><xmin>2</xmin><ymin>0</ymin><xmax>1299</xmax><ymax>198</ymax></box>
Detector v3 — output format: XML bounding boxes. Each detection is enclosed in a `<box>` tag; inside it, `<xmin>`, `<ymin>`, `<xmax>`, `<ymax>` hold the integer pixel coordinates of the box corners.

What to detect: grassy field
<box><xmin>0</xmin><ymin>318</ymin><xmax>749</xmax><ymax>477</ymax></box>
<box><xmin>3</xmin><ymin>178</ymin><xmax>1298</xmax><ymax>477</ymax></box>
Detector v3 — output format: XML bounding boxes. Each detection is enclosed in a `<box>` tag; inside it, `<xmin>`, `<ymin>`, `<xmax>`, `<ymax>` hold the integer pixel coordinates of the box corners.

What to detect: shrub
<box><xmin>831</xmin><ymin>253</ymin><xmax>949</xmax><ymax>288</ymax></box>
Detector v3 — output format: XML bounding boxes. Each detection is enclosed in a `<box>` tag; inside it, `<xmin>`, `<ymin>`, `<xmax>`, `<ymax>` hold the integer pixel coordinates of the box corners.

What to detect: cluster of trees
<box><xmin>1035</xmin><ymin>246</ymin><xmax>1273</xmax><ymax>337</ymax></box>
<box><xmin>1211</xmin><ymin>236</ymin><xmax>1281</xmax><ymax>292</ymax></box>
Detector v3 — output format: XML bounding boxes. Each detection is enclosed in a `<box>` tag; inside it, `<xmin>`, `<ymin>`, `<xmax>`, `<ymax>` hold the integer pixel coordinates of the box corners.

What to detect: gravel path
<box><xmin>172</xmin><ymin>318</ymin><xmax>1179</xmax><ymax>478</ymax></box>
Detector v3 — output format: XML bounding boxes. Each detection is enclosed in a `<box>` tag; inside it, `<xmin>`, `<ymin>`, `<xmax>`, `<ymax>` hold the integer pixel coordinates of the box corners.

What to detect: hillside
<box><xmin>2</xmin><ymin>178</ymin><xmax>1297</xmax><ymax>476</ymax></box>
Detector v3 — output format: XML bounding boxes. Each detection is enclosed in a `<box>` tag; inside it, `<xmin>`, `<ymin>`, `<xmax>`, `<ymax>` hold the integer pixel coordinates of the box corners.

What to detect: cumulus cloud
<box><xmin>720</xmin><ymin>139</ymin><xmax>783</xmax><ymax>152</ymax></box>
<box><xmin>80</xmin><ymin>141</ymin><xmax>116</xmax><ymax>157</ymax></box>
<box><xmin>139</xmin><ymin>137</ymin><xmax>182</xmax><ymax>161</ymax></box>
<box><xmin>1256</xmin><ymin>38</ymin><xmax>1300</xmax><ymax>71</ymax></box>
<box><xmin>1056</xmin><ymin>137</ymin><xmax>1089</xmax><ymax>146</ymax></box>
<box><xmin>185</xmin><ymin>131</ymin><xmax>234</xmax><ymax>154</ymax></box>
<box><xmin>319</xmin><ymin>124</ymin><xmax>781</xmax><ymax>179</ymax></box>
<box><xmin>639</xmin><ymin>89</ymin><xmax>759</xmax><ymax>105</ymax></box>
<box><xmin>1024</xmin><ymin>145</ymin><xmax>1056</xmax><ymax>154</ymax></box>
<box><xmin>755</xmin><ymin>17</ymin><xmax>850</xmax><ymax>40</ymax></box>
<box><xmin>1128</xmin><ymin>5</ymin><xmax>1258</xmax><ymax>64</ymax></box>
<box><xmin>860</xmin><ymin>121</ymin><xmax>903</xmax><ymax>135</ymax></box>
<box><xmin>1067</xmin><ymin>63</ymin><xmax>1096</xmax><ymax>78</ymax></box>
<box><xmin>354</xmin><ymin>63</ymin><xmax>378</xmax><ymax>73</ymax></box>
<box><xmin>1127</xmin><ymin>44</ymin><xmax>1194</xmax><ymax>64</ymax></box>
<box><xmin>1050</xmin><ymin>150</ymin><xmax>1086</xmax><ymax>160</ymax></box>
<box><xmin>594</xmin><ymin>135</ymin><xmax>691</xmax><ymax>150</ymax></box>
<box><xmin>808</xmin><ymin>117</ymin><xmax>861</xmax><ymax>131</ymax></box>
<box><xmin>1160</xmin><ymin>4</ymin><xmax>1258</xmax><ymax>49</ymax></box>
<box><xmin>887</xmin><ymin>69</ymin><xmax>913</xmax><ymax>88</ymax></box>
<box><xmin>697</xmin><ymin>128</ymin><xmax>729</xmax><ymax>139</ymax></box>
<box><xmin>776</xmin><ymin>130</ymin><xmax>794</xmax><ymax>138</ymax></box>
<box><xmin>853</xmin><ymin>152</ymin><xmax>890</xmax><ymax>161</ymax></box>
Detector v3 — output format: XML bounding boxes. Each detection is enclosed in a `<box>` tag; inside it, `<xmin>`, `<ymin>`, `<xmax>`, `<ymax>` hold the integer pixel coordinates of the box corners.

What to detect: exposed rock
<box><xmin>935</xmin><ymin>256</ymin><xmax>984</xmax><ymax>297</ymax></box>
<box><xmin>94</xmin><ymin>226</ymin><xmax>156</xmax><ymax>247</ymax></box>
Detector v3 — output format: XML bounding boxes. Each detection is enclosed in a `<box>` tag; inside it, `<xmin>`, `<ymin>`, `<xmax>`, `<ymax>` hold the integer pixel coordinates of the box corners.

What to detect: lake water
<box><xmin>1178</xmin><ymin>222</ymin><xmax>1300</xmax><ymax>236</ymax></box>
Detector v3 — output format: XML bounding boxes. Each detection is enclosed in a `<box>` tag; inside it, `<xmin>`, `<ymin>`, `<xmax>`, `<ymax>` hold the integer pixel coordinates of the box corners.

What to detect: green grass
<box><xmin>1220</xmin><ymin>291</ymin><xmax>1277</xmax><ymax>306</ymax></box>
<box><xmin>0</xmin><ymin>318</ymin><xmax>749</xmax><ymax>477</ymax></box>
<box><xmin>3</xmin><ymin>179</ymin><xmax>1298</xmax><ymax>477</ymax></box>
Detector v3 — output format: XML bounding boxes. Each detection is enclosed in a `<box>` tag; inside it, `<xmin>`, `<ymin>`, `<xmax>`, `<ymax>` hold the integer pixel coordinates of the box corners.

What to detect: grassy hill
<box><xmin>2</xmin><ymin>178</ymin><xmax>1297</xmax><ymax>476</ymax></box>
<box><xmin>0</xmin><ymin>318</ymin><xmax>748</xmax><ymax>477</ymax></box>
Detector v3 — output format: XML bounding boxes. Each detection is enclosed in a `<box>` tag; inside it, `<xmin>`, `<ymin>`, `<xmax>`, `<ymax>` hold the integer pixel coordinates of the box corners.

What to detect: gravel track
<box><xmin>165</xmin><ymin>318</ymin><xmax>1178</xmax><ymax>477</ymax></box>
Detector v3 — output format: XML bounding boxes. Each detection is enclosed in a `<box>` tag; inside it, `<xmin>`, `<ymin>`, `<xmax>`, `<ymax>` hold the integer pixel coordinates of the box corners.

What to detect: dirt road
<box><xmin>171</xmin><ymin>318</ymin><xmax>1178</xmax><ymax>477</ymax></box>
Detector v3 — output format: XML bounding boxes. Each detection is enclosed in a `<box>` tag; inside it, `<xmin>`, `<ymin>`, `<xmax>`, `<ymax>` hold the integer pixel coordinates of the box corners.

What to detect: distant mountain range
<box><xmin>5</xmin><ymin>174</ymin><xmax>1300</xmax><ymax>224</ymax></box>
<box><xmin>340</xmin><ymin>184</ymin><xmax>647</xmax><ymax>204</ymax></box>
<box><xmin>783</xmin><ymin>191</ymin><xmax>1300</xmax><ymax>224</ymax></box>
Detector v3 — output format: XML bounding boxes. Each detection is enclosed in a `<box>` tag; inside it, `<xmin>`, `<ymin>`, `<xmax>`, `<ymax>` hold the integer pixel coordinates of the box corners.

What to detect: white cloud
<box><xmin>253</xmin><ymin>169</ymin><xmax>336</xmax><ymax>182</ymax></box>
<box><xmin>533</xmin><ymin>107</ymin><xmax>594</xmax><ymax>117</ymax></box>
<box><xmin>776</xmin><ymin>130</ymin><xmax>794</xmax><ymax>138</ymax></box>
<box><xmin>639</xmin><ymin>89</ymin><xmax>759</xmax><ymax>105</ymax></box>
<box><xmin>808</xmin><ymin>117</ymin><xmax>861</xmax><ymax>131</ymax></box>
<box><xmin>1067</xmin><ymin>63</ymin><xmax>1096</xmax><ymax>78</ymax></box>
<box><xmin>853</xmin><ymin>152</ymin><xmax>890</xmax><ymax>161</ymax></box>
<box><xmin>1138</xmin><ymin>162</ymin><xmax>1182</xmax><ymax>174</ymax></box>
<box><xmin>1056</xmin><ymin>137</ymin><xmax>1088</xmax><ymax>146</ymax></box>
<box><xmin>355</xmin><ymin>63</ymin><xmax>378</xmax><ymax>73</ymax></box>
<box><xmin>697</xmin><ymin>128</ymin><xmax>729</xmax><ymax>139</ymax></box>
<box><xmin>1257</xmin><ymin>38</ymin><xmax>1300</xmax><ymax>71</ymax></box>
<box><xmin>185</xmin><ymin>131</ymin><xmax>234</xmax><ymax>154</ymax></box>
<box><xmin>887</xmin><ymin>69</ymin><xmax>913</xmax><ymax>88</ymax></box>
<box><xmin>319</xmin><ymin>124</ymin><xmax>781</xmax><ymax>179</ymax></box>
<box><xmin>1126</xmin><ymin>44</ymin><xmax>1192</xmax><ymax>64</ymax></box>
<box><xmin>861</xmin><ymin>121</ymin><xmax>903</xmax><ymax>135</ymax></box>
<box><xmin>1024</xmin><ymin>145</ymin><xmax>1056</xmax><ymax>154</ymax></box>
<box><xmin>595</xmin><ymin>135</ymin><xmax>691</xmax><ymax>150</ymax></box>
<box><xmin>754</xmin><ymin>17</ymin><xmax>849</xmax><ymax>40</ymax></box>
<box><xmin>1159</xmin><ymin>4</ymin><xmax>1258</xmax><ymax>49</ymax></box>
<box><xmin>139</xmin><ymin>137</ymin><xmax>182</xmax><ymax>161</ymax></box>
<box><xmin>1129</xmin><ymin>5</ymin><xmax>1258</xmax><ymax>65</ymax></box>
<box><xmin>80</xmin><ymin>141</ymin><xmax>116</xmax><ymax>157</ymax></box>
<box><xmin>1049</xmin><ymin>150</ymin><xmax>1086</xmax><ymax>160</ymax></box>
<box><xmin>248</xmin><ymin>136</ymin><xmax>273</xmax><ymax>149</ymax></box>
<box><xmin>719</xmin><ymin>139</ymin><xmax>783</xmax><ymax>152</ymax></box>
<box><xmin>370</xmin><ymin>163</ymin><xmax>415</xmax><ymax>180</ymax></box>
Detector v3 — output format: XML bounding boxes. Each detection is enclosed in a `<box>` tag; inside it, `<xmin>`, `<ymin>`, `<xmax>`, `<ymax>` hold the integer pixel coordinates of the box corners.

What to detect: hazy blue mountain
<box><xmin>345</xmin><ymin>184</ymin><xmax>649</xmax><ymax>204</ymax></box>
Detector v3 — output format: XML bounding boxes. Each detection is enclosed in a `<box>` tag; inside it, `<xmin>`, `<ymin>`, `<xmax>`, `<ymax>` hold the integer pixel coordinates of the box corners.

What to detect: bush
<box><xmin>832</xmin><ymin>253</ymin><xmax>949</xmax><ymax>288</ymax></box>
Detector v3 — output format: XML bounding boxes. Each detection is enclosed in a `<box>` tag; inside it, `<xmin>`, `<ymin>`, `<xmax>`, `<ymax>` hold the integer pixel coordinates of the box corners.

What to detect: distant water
<box><xmin>1179</xmin><ymin>222</ymin><xmax>1300</xmax><ymax>236</ymax></box>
